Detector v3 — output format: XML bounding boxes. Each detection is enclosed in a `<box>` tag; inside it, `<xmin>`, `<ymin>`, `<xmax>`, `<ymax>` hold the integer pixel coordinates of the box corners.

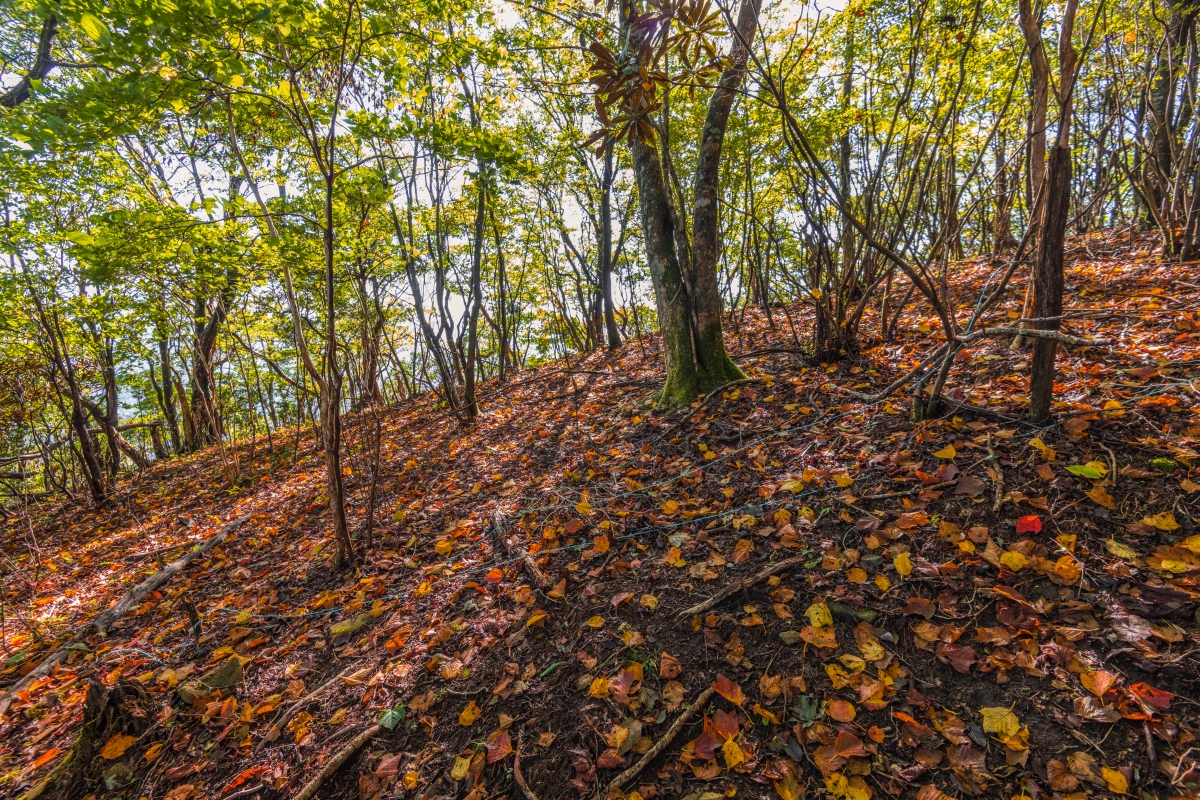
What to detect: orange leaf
<box><xmin>712</xmin><ymin>674</ymin><xmax>745</xmax><ymax>706</ymax></box>
<box><xmin>100</xmin><ymin>733</ymin><xmax>137</xmax><ymax>760</ymax></box>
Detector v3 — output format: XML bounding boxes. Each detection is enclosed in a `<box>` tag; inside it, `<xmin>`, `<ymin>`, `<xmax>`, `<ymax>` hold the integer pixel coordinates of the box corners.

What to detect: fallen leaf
<box><xmin>1015</xmin><ymin>515</ymin><xmax>1042</xmax><ymax>534</ymax></box>
<box><xmin>459</xmin><ymin>700</ymin><xmax>481</xmax><ymax>726</ymax></box>
<box><xmin>712</xmin><ymin>674</ymin><xmax>745</xmax><ymax>706</ymax></box>
<box><xmin>100</xmin><ymin>733</ymin><xmax>138</xmax><ymax>760</ymax></box>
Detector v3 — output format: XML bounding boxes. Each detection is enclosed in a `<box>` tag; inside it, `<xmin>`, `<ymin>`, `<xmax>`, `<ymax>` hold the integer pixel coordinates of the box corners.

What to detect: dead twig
<box><xmin>676</xmin><ymin>556</ymin><xmax>807</xmax><ymax>619</ymax></box>
<box><xmin>956</xmin><ymin>326</ymin><xmax>1110</xmax><ymax>347</ymax></box>
<box><xmin>986</xmin><ymin>446</ymin><xmax>1004</xmax><ymax>512</ymax></box>
<box><xmin>860</xmin><ymin>481</ymin><xmax>955</xmax><ymax>500</ymax></box>
<box><xmin>596</xmin><ymin>687</ymin><xmax>716</xmax><ymax>800</ymax></box>
<box><xmin>290</xmin><ymin>723</ymin><xmax>381</xmax><ymax>800</ymax></box>
<box><xmin>258</xmin><ymin>661</ymin><xmax>365</xmax><ymax>753</ymax></box>
<box><xmin>513</xmin><ymin>732</ymin><xmax>541</xmax><ymax>800</ymax></box>
<box><xmin>490</xmin><ymin>512</ymin><xmax>551</xmax><ymax>589</ymax></box>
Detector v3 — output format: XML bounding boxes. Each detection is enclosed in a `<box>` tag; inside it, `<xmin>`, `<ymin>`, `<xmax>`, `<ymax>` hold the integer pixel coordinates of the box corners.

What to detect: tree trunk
<box><xmin>190</xmin><ymin>297</ymin><xmax>225</xmax><ymax>449</ymax></box>
<box><xmin>158</xmin><ymin>337</ymin><xmax>181</xmax><ymax>453</ymax></box>
<box><xmin>625</xmin><ymin>0</ymin><xmax>757</xmax><ymax>407</ymax></box>
<box><xmin>600</xmin><ymin>141</ymin><xmax>622</xmax><ymax>350</ymax></box>
<box><xmin>463</xmin><ymin>177</ymin><xmax>487</xmax><ymax>419</ymax></box>
<box><xmin>1028</xmin><ymin>0</ymin><xmax>1078</xmax><ymax>422</ymax></box>
<box><xmin>993</xmin><ymin>134</ymin><xmax>1019</xmax><ymax>251</ymax></box>
<box><xmin>1028</xmin><ymin>144</ymin><xmax>1071</xmax><ymax>421</ymax></box>
<box><xmin>321</xmin><ymin>174</ymin><xmax>356</xmax><ymax>568</ymax></box>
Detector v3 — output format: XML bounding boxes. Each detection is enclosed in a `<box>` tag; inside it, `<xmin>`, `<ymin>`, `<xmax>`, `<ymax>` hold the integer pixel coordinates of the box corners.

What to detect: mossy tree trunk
<box><xmin>625</xmin><ymin>0</ymin><xmax>761</xmax><ymax>408</ymax></box>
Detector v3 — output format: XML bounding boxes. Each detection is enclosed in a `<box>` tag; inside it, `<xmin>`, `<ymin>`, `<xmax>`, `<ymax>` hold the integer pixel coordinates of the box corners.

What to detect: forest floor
<box><xmin>2</xmin><ymin>228</ymin><xmax>1200</xmax><ymax>800</ymax></box>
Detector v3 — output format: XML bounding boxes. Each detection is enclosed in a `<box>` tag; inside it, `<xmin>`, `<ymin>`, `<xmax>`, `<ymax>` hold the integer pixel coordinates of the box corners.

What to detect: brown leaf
<box><xmin>659</xmin><ymin>651</ymin><xmax>682</xmax><ymax>679</ymax></box>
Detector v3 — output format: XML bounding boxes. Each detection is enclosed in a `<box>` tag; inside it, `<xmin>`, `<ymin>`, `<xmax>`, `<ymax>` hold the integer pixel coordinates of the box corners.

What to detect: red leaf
<box><xmin>485</xmin><ymin>731</ymin><xmax>513</xmax><ymax>763</ymax></box>
<box><xmin>1015</xmin><ymin>515</ymin><xmax>1042</xmax><ymax>534</ymax></box>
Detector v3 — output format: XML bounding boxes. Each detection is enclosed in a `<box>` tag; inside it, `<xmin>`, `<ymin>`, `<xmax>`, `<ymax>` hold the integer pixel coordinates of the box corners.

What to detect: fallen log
<box><xmin>0</xmin><ymin>515</ymin><xmax>250</xmax><ymax>718</ymax></box>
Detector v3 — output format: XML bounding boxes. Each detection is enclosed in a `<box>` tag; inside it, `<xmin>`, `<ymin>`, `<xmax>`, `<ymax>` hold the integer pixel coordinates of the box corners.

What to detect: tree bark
<box><xmin>624</xmin><ymin>0</ymin><xmax>757</xmax><ymax>407</ymax></box>
<box><xmin>600</xmin><ymin>141</ymin><xmax>622</xmax><ymax>350</ymax></box>
<box><xmin>463</xmin><ymin>177</ymin><xmax>487</xmax><ymax>419</ymax></box>
<box><xmin>1028</xmin><ymin>0</ymin><xmax>1078</xmax><ymax>422</ymax></box>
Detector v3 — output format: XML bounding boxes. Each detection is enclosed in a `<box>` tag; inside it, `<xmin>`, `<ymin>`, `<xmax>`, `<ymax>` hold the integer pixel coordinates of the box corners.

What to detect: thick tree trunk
<box><xmin>1028</xmin><ymin>144</ymin><xmax>1071</xmax><ymax>421</ymax></box>
<box><xmin>625</xmin><ymin>0</ymin><xmax>757</xmax><ymax>407</ymax></box>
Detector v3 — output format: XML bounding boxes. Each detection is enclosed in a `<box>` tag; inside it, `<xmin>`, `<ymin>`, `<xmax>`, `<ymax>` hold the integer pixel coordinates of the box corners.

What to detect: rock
<box><xmin>177</xmin><ymin>655</ymin><xmax>245</xmax><ymax>703</ymax></box>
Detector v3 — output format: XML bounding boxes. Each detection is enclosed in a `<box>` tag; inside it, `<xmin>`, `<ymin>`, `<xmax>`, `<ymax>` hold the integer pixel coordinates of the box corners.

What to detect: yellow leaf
<box><xmin>451</xmin><ymin>755</ymin><xmax>471</xmax><ymax>780</ymax></box>
<box><xmin>327</xmin><ymin>708</ymin><xmax>346</xmax><ymax>725</ymax></box>
<box><xmin>893</xmin><ymin>552</ymin><xmax>913</xmax><ymax>576</ymax></box>
<box><xmin>640</xmin><ymin>594</ymin><xmax>659</xmax><ymax>610</ymax></box>
<box><xmin>1000</xmin><ymin>551</ymin><xmax>1028</xmax><ymax>572</ymax></box>
<box><xmin>99</xmin><ymin>733</ymin><xmax>137</xmax><ymax>760</ymax></box>
<box><xmin>1181</xmin><ymin>534</ymin><xmax>1200</xmax><ymax>555</ymax></box>
<box><xmin>416</xmin><ymin>581</ymin><xmax>431</xmax><ymax>597</ymax></box>
<box><xmin>722</xmin><ymin>736</ymin><xmax>745</xmax><ymax>768</ymax></box>
<box><xmin>576</xmin><ymin>499</ymin><xmax>592</xmax><ymax>515</ymax></box>
<box><xmin>846</xmin><ymin>567</ymin><xmax>868</xmax><ymax>584</ymax></box>
<box><xmin>834</xmin><ymin>472</ymin><xmax>854</xmax><ymax>487</ymax></box>
<box><xmin>434</xmin><ymin>540</ymin><xmax>452</xmax><ymax>555</ymax></box>
<box><xmin>588</xmin><ymin>677</ymin><xmax>611</xmax><ymax>698</ymax></box>
<box><xmin>1102</xmin><ymin>766</ymin><xmax>1128</xmax><ymax>794</ymax></box>
<box><xmin>1181</xmin><ymin>478</ymin><xmax>1200</xmax><ymax>493</ymax></box>
<box><xmin>587</xmin><ymin>615</ymin><xmax>605</xmax><ymax>628</ymax></box>
<box><xmin>980</xmin><ymin>707</ymin><xmax>1020</xmax><ymax>739</ymax></box>
<box><xmin>1105</xmin><ymin>539</ymin><xmax>1138</xmax><ymax>560</ymax></box>
<box><xmin>526</xmin><ymin>609</ymin><xmax>547</xmax><ymax>627</ymax></box>
<box><xmin>144</xmin><ymin>743</ymin><xmax>164</xmax><ymax>764</ymax></box>
<box><xmin>804</xmin><ymin>602</ymin><xmax>833</xmax><ymax>628</ymax></box>
<box><xmin>874</xmin><ymin>574</ymin><xmax>891</xmax><ymax>591</ymax></box>
<box><xmin>933</xmin><ymin>444</ymin><xmax>956</xmax><ymax>459</ymax></box>
<box><xmin>459</xmin><ymin>700</ymin><xmax>481</xmax><ymax>726</ymax></box>
<box><xmin>1142</xmin><ymin>511</ymin><xmax>1180</xmax><ymax>531</ymax></box>
<box><xmin>1087</xmin><ymin>485</ymin><xmax>1115</xmax><ymax>508</ymax></box>
<box><xmin>662</xmin><ymin>499</ymin><xmax>679</xmax><ymax>515</ymax></box>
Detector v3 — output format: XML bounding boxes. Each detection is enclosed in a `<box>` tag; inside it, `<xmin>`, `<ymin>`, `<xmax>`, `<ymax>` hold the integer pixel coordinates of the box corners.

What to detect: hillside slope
<box><xmin>2</xmin><ymin>230</ymin><xmax>1199</xmax><ymax>800</ymax></box>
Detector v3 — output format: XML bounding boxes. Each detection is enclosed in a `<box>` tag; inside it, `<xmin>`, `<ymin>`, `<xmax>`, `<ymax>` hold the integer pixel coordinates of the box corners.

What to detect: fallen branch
<box><xmin>513</xmin><ymin>732</ymin><xmax>541</xmax><ymax>800</ymax></box>
<box><xmin>0</xmin><ymin>515</ymin><xmax>250</xmax><ymax>718</ymax></box>
<box><xmin>860</xmin><ymin>481</ymin><xmax>955</xmax><ymax>500</ymax></box>
<box><xmin>290</xmin><ymin>723</ymin><xmax>381</xmax><ymax>800</ymax></box>
<box><xmin>596</xmin><ymin>687</ymin><xmax>716</xmax><ymax>800</ymax></box>
<box><xmin>955</xmin><ymin>326</ymin><xmax>1110</xmax><ymax>346</ymax></box>
<box><xmin>843</xmin><ymin>343</ymin><xmax>949</xmax><ymax>403</ymax></box>
<box><xmin>257</xmin><ymin>661</ymin><xmax>366</xmax><ymax>753</ymax></box>
<box><xmin>986</xmin><ymin>447</ymin><xmax>1005</xmax><ymax>512</ymax></box>
<box><xmin>676</xmin><ymin>556</ymin><xmax>806</xmax><ymax>619</ymax></box>
<box><xmin>490</xmin><ymin>512</ymin><xmax>551</xmax><ymax>589</ymax></box>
